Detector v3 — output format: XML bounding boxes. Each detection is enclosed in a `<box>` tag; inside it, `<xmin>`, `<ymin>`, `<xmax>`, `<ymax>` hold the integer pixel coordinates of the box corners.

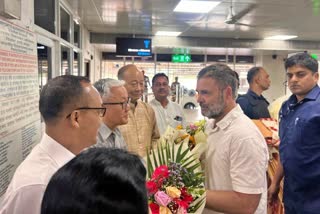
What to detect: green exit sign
<box><xmin>172</xmin><ymin>54</ymin><xmax>192</xmax><ymax>63</ymax></box>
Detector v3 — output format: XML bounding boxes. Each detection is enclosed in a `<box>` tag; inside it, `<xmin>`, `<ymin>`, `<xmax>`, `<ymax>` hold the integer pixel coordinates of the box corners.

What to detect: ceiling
<box><xmin>66</xmin><ymin>0</ymin><xmax>320</xmax><ymax>54</ymax></box>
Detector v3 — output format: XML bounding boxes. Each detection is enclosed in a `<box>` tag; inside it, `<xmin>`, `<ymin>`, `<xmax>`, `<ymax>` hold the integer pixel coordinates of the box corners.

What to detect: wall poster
<box><xmin>0</xmin><ymin>18</ymin><xmax>41</xmax><ymax>199</ymax></box>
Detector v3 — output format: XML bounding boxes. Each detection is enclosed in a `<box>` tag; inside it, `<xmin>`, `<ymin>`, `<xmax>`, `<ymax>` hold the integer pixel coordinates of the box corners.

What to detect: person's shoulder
<box><xmin>1</xmin><ymin>183</ymin><xmax>46</xmax><ymax>214</ymax></box>
<box><xmin>170</xmin><ymin>100</ymin><xmax>182</xmax><ymax>108</ymax></box>
<box><xmin>8</xmin><ymin>144</ymin><xmax>62</xmax><ymax>190</ymax></box>
<box><xmin>236</xmin><ymin>94</ymin><xmax>250</xmax><ymax>107</ymax></box>
<box><xmin>149</xmin><ymin>99</ymin><xmax>158</xmax><ymax>106</ymax></box>
<box><xmin>139</xmin><ymin>100</ymin><xmax>156</xmax><ymax>112</ymax></box>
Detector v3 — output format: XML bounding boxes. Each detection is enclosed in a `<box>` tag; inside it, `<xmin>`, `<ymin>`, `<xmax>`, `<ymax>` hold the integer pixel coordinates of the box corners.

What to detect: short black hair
<box><xmin>41</xmin><ymin>147</ymin><xmax>148</xmax><ymax>214</ymax></box>
<box><xmin>197</xmin><ymin>63</ymin><xmax>238</xmax><ymax>99</ymax></box>
<box><xmin>285</xmin><ymin>52</ymin><xmax>318</xmax><ymax>73</ymax></box>
<box><xmin>247</xmin><ymin>67</ymin><xmax>262</xmax><ymax>84</ymax></box>
<box><xmin>39</xmin><ymin>75</ymin><xmax>90</xmax><ymax>123</ymax></box>
<box><xmin>152</xmin><ymin>73</ymin><xmax>169</xmax><ymax>86</ymax></box>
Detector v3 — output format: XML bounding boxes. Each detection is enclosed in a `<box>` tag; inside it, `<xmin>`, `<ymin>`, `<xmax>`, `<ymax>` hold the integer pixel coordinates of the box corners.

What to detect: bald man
<box><xmin>117</xmin><ymin>64</ymin><xmax>160</xmax><ymax>157</ymax></box>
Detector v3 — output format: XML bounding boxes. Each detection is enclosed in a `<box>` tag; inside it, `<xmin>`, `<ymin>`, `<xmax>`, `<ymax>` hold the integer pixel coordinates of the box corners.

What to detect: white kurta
<box><xmin>149</xmin><ymin>99</ymin><xmax>186</xmax><ymax>135</ymax></box>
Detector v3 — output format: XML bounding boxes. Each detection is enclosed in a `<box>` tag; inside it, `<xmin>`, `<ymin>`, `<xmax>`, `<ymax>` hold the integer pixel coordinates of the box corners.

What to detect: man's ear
<box><xmin>70</xmin><ymin>111</ymin><xmax>80</xmax><ymax>128</ymax></box>
<box><xmin>314</xmin><ymin>72</ymin><xmax>319</xmax><ymax>81</ymax></box>
<box><xmin>225</xmin><ymin>86</ymin><xmax>233</xmax><ymax>98</ymax></box>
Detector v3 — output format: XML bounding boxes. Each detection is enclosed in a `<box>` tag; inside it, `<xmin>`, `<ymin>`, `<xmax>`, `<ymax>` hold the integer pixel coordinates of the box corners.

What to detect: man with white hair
<box><xmin>93</xmin><ymin>78</ymin><xmax>129</xmax><ymax>149</ymax></box>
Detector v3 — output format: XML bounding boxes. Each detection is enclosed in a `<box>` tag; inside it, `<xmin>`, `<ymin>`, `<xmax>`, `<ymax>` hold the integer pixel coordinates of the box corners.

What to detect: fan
<box><xmin>187</xmin><ymin>1</ymin><xmax>256</xmax><ymax>27</ymax></box>
<box><xmin>224</xmin><ymin>1</ymin><xmax>256</xmax><ymax>26</ymax></box>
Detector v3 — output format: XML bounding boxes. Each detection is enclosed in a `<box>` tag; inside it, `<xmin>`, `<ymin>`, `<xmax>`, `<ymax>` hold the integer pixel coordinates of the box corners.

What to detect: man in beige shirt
<box><xmin>117</xmin><ymin>64</ymin><xmax>160</xmax><ymax>157</ymax></box>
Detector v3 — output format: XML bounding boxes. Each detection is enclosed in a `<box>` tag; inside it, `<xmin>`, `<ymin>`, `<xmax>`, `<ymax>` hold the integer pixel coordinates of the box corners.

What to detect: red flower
<box><xmin>181</xmin><ymin>187</ymin><xmax>193</xmax><ymax>204</ymax></box>
<box><xmin>173</xmin><ymin>198</ymin><xmax>188</xmax><ymax>209</ymax></box>
<box><xmin>152</xmin><ymin>165</ymin><xmax>169</xmax><ymax>179</ymax></box>
<box><xmin>173</xmin><ymin>188</ymin><xmax>193</xmax><ymax>209</ymax></box>
<box><xmin>146</xmin><ymin>180</ymin><xmax>158</xmax><ymax>195</ymax></box>
<box><xmin>149</xmin><ymin>202</ymin><xmax>160</xmax><ymax>214</ymax></box>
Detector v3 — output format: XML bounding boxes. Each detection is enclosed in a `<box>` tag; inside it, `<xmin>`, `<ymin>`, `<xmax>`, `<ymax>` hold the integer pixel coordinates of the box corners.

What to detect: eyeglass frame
<box><xmin>66</xmin><ymin>107</ymin><xmax>106</xmax><ymax>118</ymax></box>
<box><xmin>103</xmin><ymin>98</ymin><xmax>131</xmax><ymax>110</ymax></box>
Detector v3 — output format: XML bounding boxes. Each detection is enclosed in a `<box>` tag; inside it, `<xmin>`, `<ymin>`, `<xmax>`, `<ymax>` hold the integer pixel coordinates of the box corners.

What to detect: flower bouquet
<box><xmin>176</xmin><ymin>120</ymin><xmax>207</xmax><ymax>150</ymax></box>
<box><xmin>146</xmin><ymin>136</ymin><xmax>206</xmax><ymax>214</ymax></box>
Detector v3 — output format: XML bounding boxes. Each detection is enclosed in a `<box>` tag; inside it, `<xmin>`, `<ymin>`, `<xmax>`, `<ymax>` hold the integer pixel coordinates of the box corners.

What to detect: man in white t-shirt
<box><xmin>149</xmin><ymin>73</ymin><xmax>186</xmax><ymax>135</ymax></box>
<box><xmin>196</xmin><ymin>64</ymin><xmax>269</xmax><ymax>214</ymax></box>
<box><xmin>0</xmin><ymin>75</ymin><xmax>104</xmax><ymax>214</ymax></box>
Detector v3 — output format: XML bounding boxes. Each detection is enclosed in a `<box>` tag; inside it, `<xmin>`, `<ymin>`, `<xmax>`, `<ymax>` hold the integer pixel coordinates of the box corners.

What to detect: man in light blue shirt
<box><xmin>149</xmin><ymin>73</ymin><xmax>186</xmax><ymax>134</ymax></box>
<box><xmin>93</xmin><ymin>78</ymin><xmax>129</xmax><ymax>149</ymax></box>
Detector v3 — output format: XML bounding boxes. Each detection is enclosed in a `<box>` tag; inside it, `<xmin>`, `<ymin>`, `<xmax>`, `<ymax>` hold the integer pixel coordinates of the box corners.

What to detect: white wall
<box><xmin>256</xmin><ymin>54</ymin><xmax>287</xmax><ymax>102</ymax></box>
<box><xmin>82</xmin><ymin>27</ymin><xmax>102</xmax><ymax>82</ymax></box>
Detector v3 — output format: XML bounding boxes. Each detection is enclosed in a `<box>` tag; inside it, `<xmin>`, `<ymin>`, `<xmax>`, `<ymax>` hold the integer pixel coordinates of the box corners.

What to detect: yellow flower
<box><xmin>166</xmin><ymin>186</ymin><xmax>181</xmax><ymax>198</ymax></box>
<box><xmin>160</xmin><ymin>206</ymin><xmax>173</xmax><ymax>214</ymax></box>
<box><xmin>176</xmin><ymin>124</ymin><xmax>183</xmax><ymax>130</ymax></box>
<box><xmin>174</xmin><ymin>134</ymin><xmax>189</xmax><ymax>144</ymax></box>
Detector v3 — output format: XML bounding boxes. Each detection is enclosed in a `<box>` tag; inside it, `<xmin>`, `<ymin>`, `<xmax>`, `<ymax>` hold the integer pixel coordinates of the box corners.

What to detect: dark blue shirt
<box><xmin>279</xmin><ymin>85</ymin><xmax>320</xmax><ymax>214</ymax></box>
<box><xmin>236</xmin><ymin>89</ymin><xmax>271</xmax><ymax>119</ymax></box>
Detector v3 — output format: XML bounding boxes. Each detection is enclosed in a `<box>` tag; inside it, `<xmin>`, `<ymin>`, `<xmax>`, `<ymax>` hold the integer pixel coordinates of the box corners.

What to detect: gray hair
<box><xmin>197</xmin><ymin>63</ymin><xmax>238</xmax><ymax>99</ymax></box>
<box><xmin>93</xmin><ymin>78</ymin><xmax>125</xmax><ymax>98</ymax></box>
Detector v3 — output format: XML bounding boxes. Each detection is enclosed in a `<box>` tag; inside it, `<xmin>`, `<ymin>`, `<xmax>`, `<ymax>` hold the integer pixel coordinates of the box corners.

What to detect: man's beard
<box><xmin>201</xmin><ymin>92</ymin><xmax>225</xmax><ymax>119</ymax></box>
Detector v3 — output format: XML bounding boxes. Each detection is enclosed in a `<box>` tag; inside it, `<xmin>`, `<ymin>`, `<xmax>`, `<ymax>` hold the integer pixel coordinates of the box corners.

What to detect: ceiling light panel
<box><xmin>155</xmin><ymin>31</ymin><xmax>182</xmax><ymax>36</ymax></box>
<box><xmin>174</xmin><ymin>0</ymin><xmax>221</xmax><ymax>13</ymax></box>
<box><xmin>264</xmin><ymin>35</ymin><xmax>298</xmax><ymax>40</ymax></box>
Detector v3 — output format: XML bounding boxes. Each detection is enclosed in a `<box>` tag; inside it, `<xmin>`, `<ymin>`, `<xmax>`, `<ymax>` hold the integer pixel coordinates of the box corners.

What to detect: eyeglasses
<box><xmin>103</xmin><ymin>98</ymin><xmax>131</xmax><ymax>110</ymax></box>
<box><xmin>66</xmin><ymin>107</ymin><xmax>106</xmax><ymax>118</ymax></box>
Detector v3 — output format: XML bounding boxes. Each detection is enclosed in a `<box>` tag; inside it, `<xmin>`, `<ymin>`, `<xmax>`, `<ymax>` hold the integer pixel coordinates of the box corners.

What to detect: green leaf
<box><xmin>181</xmin><ymin>155</ymin><xmax>196</xmax><ymax>168</ymax></box>
<box><xmin>146</xmin><ymin>147</ymin><xmax>154</xmax><ymax>178</ymax></box>
<box><xmin>157</xmin><ymin>143</ymin><xmax>163</xmax><ymax>165</ymax></box>
<box><xmin>171</xmin><ymin>140</ymin><xmax>175</xmax><ymax>161</ymax></box>
<box><xmin>152</xmin><ymin>146</ymin><xmax>159</xmax><ymax>168</ymax></box>
<box><xmin>176</xmin><ymin>146</ymin><xmax>189</xmax><ymax>163</ymax></box>
<box><xmin>165</xmin><ymin>142</ymin><xmax>171</xmax><ymax>164</ymax></box>
<box><xmin>187</xmin><ymin>162</ymin><xmax>201</xmax><ymax>172</ymax></box>
<box><xmin>188</xmin><ymin>197</ymin><xmax>205</xmax><ymax>213</ymax></box>
<box><xmin>160</xmin><ymin>143</ymin><xmax>166</xmax><ymax>165</ymax></box>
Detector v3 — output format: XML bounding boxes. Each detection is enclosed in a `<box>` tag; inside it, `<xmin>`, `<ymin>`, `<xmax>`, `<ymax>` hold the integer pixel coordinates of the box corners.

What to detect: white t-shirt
<box><xmin>150</xmin><ymin>99</ymin><xmax>186</xmax><ymax>135</ymax></box>
<box><xmin>203</xmin><ymin>105</ymin><xmax>269</xmax><ymax>214</ymax></box>
<box><xmin>0</xmin><ymin>133</ymin><xmax>75</xmax><ymax>214</ymax></box>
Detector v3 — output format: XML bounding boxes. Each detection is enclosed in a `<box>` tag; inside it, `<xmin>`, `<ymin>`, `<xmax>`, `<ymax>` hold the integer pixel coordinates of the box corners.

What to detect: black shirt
<box><xmin>236</xmin><ymin>89</ymin><xmax>270</xmax><ymax>119</ymax></box>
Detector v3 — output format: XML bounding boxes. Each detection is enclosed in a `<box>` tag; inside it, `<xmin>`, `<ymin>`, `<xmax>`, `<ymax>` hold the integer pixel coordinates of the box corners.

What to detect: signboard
<box><xmin>116</xmin><ymin>37</ymin><xmax>152</xmax><ymax>57</ymax></box>
<box><xmin>172</xmin><ymin>54</ymin><xmax>192</xmax><ymax>63</ymax></box>
<box><xmin>0</xmin><ymin>19</ymin><xmax>41</xmax><ymax>199</ymax></box>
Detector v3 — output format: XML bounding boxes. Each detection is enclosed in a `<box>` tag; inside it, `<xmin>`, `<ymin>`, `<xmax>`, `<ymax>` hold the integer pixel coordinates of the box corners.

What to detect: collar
<box><xmin>40</xmin><ymin>133</ymin><xmax>75</xmax><ymax>167</ymax></box>
<box><xmin>288</xmin><ymin>85</ymin><xmax>320</xmax><ymax>109</ymax></box>
<box><xmin>151</xmin><ymin>98</ymin><xmax>170</xmax><ymax>108</ymax></box>
<box><xmin>211</xmin><ymin>105</ymin><xmax>243</xmax><ymax>131</ymax></box>
<box><xmin>99</xmin><ymin>123</ymin><xmax>112</xmax><ymax>140</ymax></box>
<box><xmin>247</xmin><ymin>89</ymin><xmax>268</xmax><ymax>101</ymax></box>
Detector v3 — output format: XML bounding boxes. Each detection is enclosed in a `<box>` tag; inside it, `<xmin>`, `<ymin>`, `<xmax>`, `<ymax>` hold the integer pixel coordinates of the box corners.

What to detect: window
<box><xmin>60</xmin><ymin>7</ymin><xmax>70</xmax><ymax>42</ymax></box>
<box><xmin>34</xmin><ymin>0</ymin><xmax>55</xmax><ymax>34</ymax></box>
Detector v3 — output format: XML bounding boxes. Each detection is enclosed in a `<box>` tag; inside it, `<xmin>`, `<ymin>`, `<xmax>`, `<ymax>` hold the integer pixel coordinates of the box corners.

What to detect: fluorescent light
<box><xmin>174</xmin><ymin>0</ymin><xmax>221</xmax><ymax>13</ymax></box>
<box><xmin>264</xmin><ymin>35</ymin><xmax>298</xmax><ymax>40</ymax></box>
<box><xmin>155</xmin><ymin>31</ymin><xmax>181</xmax><ymax>36</ymax></box>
